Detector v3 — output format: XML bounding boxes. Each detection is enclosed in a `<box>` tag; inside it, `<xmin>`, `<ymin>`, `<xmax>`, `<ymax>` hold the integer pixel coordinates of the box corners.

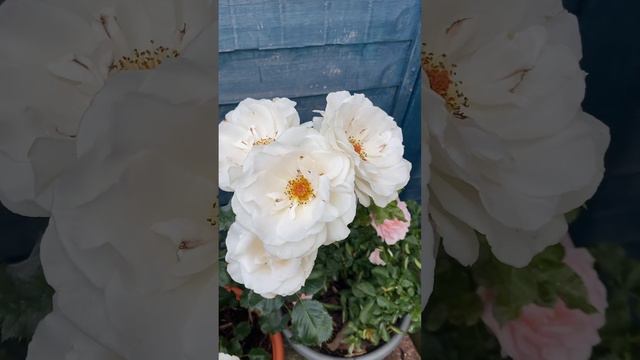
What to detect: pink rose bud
<box><xmin>370</xmin><ymin>200</ymin><xmax>411</xmax><ymax>245</ymax></box>
<box><xmin>368</xmin><ymin>248</ymin><xmax>386</xmax><ymax>266</ymax></box>
<box><xmin>479</xmin><ymin>234</ymin><xmax>608</xmax><ymax>360</ymax></box>
<box><xmin>300</xmin><ymin>293</ymin><xmax>313</xmax><ymax>300</ymax></box>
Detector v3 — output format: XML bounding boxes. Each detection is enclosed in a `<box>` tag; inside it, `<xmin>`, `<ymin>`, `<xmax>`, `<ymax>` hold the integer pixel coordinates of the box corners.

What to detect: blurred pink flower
<box><xmin>368</xmin><ymin>248</ymin><xmax>386</xmax><ymax>266</ymax></box>
<box><xmin>479</xmin><ymin>234</ymin><xmax>607</xmax><ymax>360</ymax></box>
<box><xmin>370</xmin><ymin>200</ymin><xmax>411</xmax><ymax>245</ymax></box>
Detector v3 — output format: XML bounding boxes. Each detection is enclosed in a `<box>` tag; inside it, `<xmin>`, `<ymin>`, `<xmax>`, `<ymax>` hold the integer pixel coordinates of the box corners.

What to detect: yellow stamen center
<box><xmin>348</xmin><ymin>136</ymin><xmax>367</xmax><ymax>161</ymax></box>
<box><xmin>422</xmin><ymin>51</ymin><xmax>469</xmax><ymax>119</ymax></box>
<box><xmin>110</xmin><ymin>43</ymin><xmax>180</xmax><ymax>72</ymax></box>
<box><xmin>253</xmin><ymin>137</ymin><xmax>275</xmax><ymax>146</ymax></box>
<box><xmin>285</xmin><ymin>175</ymin><xmax>315</xmax><ymax>205</ymax></box>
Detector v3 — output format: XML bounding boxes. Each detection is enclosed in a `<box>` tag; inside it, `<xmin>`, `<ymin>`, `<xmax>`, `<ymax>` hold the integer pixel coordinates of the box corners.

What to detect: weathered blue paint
<box><xmin>219</xmin><ymin>41</ymin><xmax>413</xmax><ymax>105</ymax></box>
<box><xmin>219</xmin><ymin>0</ymin><xmax>422</xmax><ymax>203</ymax></box>
<box><xmin>219</xmin><ymin>0</ymin><xmax>420</xmax><ymax>52</ymax></box>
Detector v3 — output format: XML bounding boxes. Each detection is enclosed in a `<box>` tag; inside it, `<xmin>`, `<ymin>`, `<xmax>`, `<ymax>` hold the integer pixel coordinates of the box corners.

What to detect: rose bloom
<box><xmin>28</xmin><ymin>59</ymin><xmax>217</xmax><ymax>360</ymax></box>
<box><xmin>225</xmin><ymin>222</ymin><xmax>317</xmax><ymax>299</ymax></box>
<box><xmin>480</xmin><ymin>235</ymin><xmax>607</xmax><ymax>360</ymax></box>
<box><xmin>424</xmin><ymin>0</ymin><xmax>609</xmax><ymax>267</ymax></box>
<box><xmin>370</xmin><ymin>200</ymin><xmax>412</xmax><ymax>245</ymax></box>
<box><xmin>218</xmin><ymin>97</ymin><xmax>300</xmax><ymax>192</ymax></box>
<box><xmin>313</xmin><ymin>91</ymin><xmax>411</xmax><ymax>208</ymax></box>
<box><xmin>368</xmin><ymin>248</ymin><xmax>386</xmax><ymax>266</ymax></box>
<box><xmin>0</xmin><ymin>0</ymin><xmax>213</xmax><ymax>216</ymax></box>
<box><xmin>231</xmin><ymin>126</ymin><xmax>356</xmax><ymax>260</ymax></box>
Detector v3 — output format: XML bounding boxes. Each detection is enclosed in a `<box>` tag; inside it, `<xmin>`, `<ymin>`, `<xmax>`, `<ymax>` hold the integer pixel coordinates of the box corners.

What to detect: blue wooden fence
<box><xmin>218</xmin><ymin>0</ymin><xmax>422</xmax><ymax>204</ymax></box>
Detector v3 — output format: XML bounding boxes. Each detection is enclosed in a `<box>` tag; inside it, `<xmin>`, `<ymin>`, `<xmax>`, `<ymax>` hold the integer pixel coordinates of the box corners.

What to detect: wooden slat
<box><xmin>219</xmin><ymin>0</ymin><xmax>420</xmax><ymax>52</ymax></box>
<box><xmin>392</xmin><ymin>26</ymin><xmax>422</xmax><ymax>127</ymax></box>
<box><xmin>219</xmin><ymin>41</ymin><xmax>411</xmax><ymax>104</ymax></box>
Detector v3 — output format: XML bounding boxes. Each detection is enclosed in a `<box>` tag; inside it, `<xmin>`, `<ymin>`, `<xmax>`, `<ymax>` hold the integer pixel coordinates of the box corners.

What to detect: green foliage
<box><xmin>425</xmin><ymin>251</ymin><xmax>483</xmax><ymax>332</ymax></box>
<box><xmin>247</xmin><ymin>348</ymin><xmax>270</xmax><ymax>360</ymax></box>
<box><xmin>305</xmin><ymin>200</ymin><xmax>422</xmax><ymax>354</ymax></box>
<box><xmin>290</xmin><ymin>300</ymin><xmax>333</xmax><ymax>346</ymax></box>
<box><xmin>369</xmin><ymin>200</ymin><xmax>407</xmax><ymax>225</ymax></box>
<box><xmin>219</xmin><ymin>205</ymin><xmax>235</xmax><ymax>232</ymax></box>
<box><xmin>218</xmin><ymin>288</ymin><xmax>276</xmax><ymax>359</ymax></box>
<box><xmin>424</xmin><ymin>232</ymin><xmax>640</xmax><ymax>360</ymax></box>
<box><xmin>218</xmin><ymin>200</ymin><xmax>421</xmax><ymax>356</ymax></box>
<box><xmin>590</xmin><ymin>244</ymin><xmax>640</xmax><ymax>359</ymax></box>
<box><xmin>472</xmin><ymin>239</ymin><xmax>596</xmax><ymax>325</ymax></box>
<box><xmin>0</xmin><ymin>262</ymin><xmax>53</xmax><ymax>343</ymax></box>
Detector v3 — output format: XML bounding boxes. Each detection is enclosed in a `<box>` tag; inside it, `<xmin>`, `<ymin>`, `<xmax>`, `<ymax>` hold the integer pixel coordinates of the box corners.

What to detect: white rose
<box><xmin>219</xmin><ymin>353</ymin><xmax>240</xmax><ymax>360</ymax></box>
<box><xmin>225</xmin><ymin>222</ymin><xmax>317</xmax><ymax>298</ymax></box>
<box><xmin>28</xmin><ymin>58</ymin><xmax>217</xmax><ymax>359</ymax></box>
<box><xmin>231</xmin><ymin>126</ymin><xmax>356</xmax><ymax>259</ymax></box>
<box><xmin>28</xmin><ymin>310</ymin><xmax>123</xmax><ymax>360</ymax></box>
<box><xmin>219</xmin><ymin>97</ymin><xmax>300</xmax><ymax>192</ymax></box>
<box><xmin>424</xmin><ymin>0</ymin><xmax>609</xmax><ymax>266</ymax></box>
<box><xmin>313</xmin><ymin>91</ymin><xmax>411</xmax><ymax>207</ymax></box>
<box><xmin>0</xmin><ymin>0</ymin><xmax>214</xmax><ymax>215</ymax></box>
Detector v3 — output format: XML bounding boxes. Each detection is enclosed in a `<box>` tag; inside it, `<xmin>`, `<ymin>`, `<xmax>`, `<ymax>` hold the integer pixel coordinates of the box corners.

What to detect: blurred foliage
<box><xmin>423</xmin><ymin>235</ymin><xmax>640</xmax><ymax>360</ymax></box>
<box><xmin>0</xmin><ymin>258</ymin><xmax>53</xmax><ymax>358</ymax></box>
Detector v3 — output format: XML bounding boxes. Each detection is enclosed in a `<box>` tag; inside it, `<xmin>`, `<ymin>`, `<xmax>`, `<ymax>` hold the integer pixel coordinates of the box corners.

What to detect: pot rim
<box><xmin>282</xmin><ymin>314</ymin><xmax>412</xmax><ymax>359</ymax></box>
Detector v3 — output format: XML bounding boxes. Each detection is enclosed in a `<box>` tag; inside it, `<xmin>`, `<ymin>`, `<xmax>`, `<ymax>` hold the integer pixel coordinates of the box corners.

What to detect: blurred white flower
<box><xmin>219</xmin><ymin>97</ymin><xmax>300</xmax><ymax>192</ymax></box>
<box><xmin>0</xmin><ymin>0</ymin><xmax>214</xmax><ymax>215</ymax></box>
<box><xmin>313</xmin><ymin>91</ymin><xmax>411</xmax><ymax>208</ymax></box>
<box><xmin>219</xmin><ymin>353</ymin><xmax>240</xmax><ymax>360</ymax></box>
<box><xmin>27</xmin><ymin>58</ymin><xmax>217</xmax><ymax>360</ymax></box>
<box><xmin>28</xmin><ymin>309</ymin><xmax>123</xmax><ymax>360</ymax></box>
<box><xmin>231</xmin><ymin>126</ymin><xmax>356</xmax><ymax>260</ymax></box>
<box><xmin>423</xmin><ymin>0</ymin><xmax>609</xmax><ymax>266</ymax></box>
<box><xmin>225</xmin><ymin>222</ymin><xmax>317</xmax><ymax>298</ymax></box>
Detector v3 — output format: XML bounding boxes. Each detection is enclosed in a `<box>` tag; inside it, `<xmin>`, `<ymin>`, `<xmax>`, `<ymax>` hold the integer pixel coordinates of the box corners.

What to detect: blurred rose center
<box><xmin>423</xmin><ymin>52</ymin><xmax>469</xmax><ymax>118</ymax></box>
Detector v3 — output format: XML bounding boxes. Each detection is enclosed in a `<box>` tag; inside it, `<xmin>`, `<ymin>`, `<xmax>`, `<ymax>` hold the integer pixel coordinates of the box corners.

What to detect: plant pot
<box><xmin>223</xmin><ymin>286</ymin><xmax>286</xmax><ymax>360</ymax></box>
<box><xmin>270</xmin><ymin>333</ymin><xmax>285</xmax><ymax>360</ymax></box>
<box><xmin>282</xmin><ymin>314</ymin><xmax>412</xmax><ymax>359</ymax></box>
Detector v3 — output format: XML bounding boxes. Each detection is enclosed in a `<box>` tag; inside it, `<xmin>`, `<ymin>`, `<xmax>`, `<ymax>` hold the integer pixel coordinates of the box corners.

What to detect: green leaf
<box><xmin>247</xmin><ymin>348</ymin><xmax>271</xmax><ymax>360</ymax></box>
<box><xmin>233</xmin><ymin>321</ymin><xmax>251</xmax><ymax>341</ymax></box>
<box><xmin>301</xmin><ymin>277</ymin><xmax>325</xmax><ymax>296</ymax></box>
<box><xmin>259</xmin><ymin>311</ymin><xmax>289</xmax><ymax>334</ymax></box>
<box><xmin>371</xmin><ymin>267</ymin><xmax>390</xmax><ymax>279</ymax></box>
<box><xmin>369</xmin><ymin>200</ymin><xmax>406</xmax><ymax>224</ymax></box>
<box><xmin>376</xmin><ymin>296</ymin><xmax>393</xmax><ymax>309</ymax></box>
<box><xmin>551</xmin><ymin>267</ymin><xmax>598</xmax><ymax>314</ymax></box>
<box><xmin>353</xmin><ymin>282</ymin><xmax>376</xmax><ymax>297</ymax></box>
<box><xmin>227</xmin><ymin>339</ymin><xmax>242</xmax><ymax>356</ymax></box>
<box><xmin>219</xmin><ymin>262</ymin><xmax>232</xmax><ymax>288</ymax></box>
<box><xmin>290</xmin><ymin>300</ymin><xmax>333</xmax><ymax>346</ymax></box>
<box><xmin>379</xmin><ymin>323</ymin><xmax>390</xmax><ymax>342</ymax></box>
<box><xmin>240</xmin><ymin>291</ymin><xmax>263</xmax><ymax>309</ymax></box>
<box><xmin>359</xmin><ymin>300</ymin><xmax>375</xmax><ymax>324</ymax></box>
<box><xmin>240</xmin><ymin>291</ymin><xmax>284</xmax><ymax>316</ymax></box>
<box><xmin>219</xmin><ymin>206</ymin><xmax>235</xmax><ymax>231</ymax></box>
